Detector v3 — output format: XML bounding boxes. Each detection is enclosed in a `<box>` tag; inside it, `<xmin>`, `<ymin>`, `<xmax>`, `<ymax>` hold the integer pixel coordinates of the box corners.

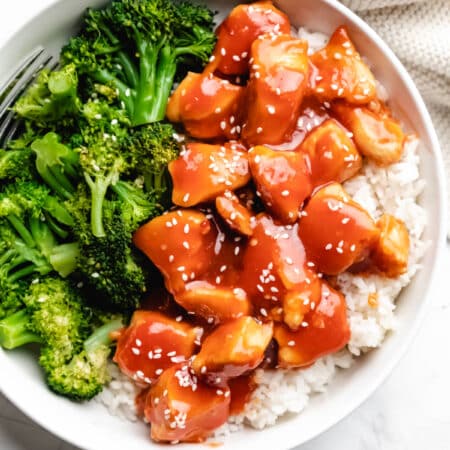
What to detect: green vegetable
<box><xmin>0</xmin><ymin>182</ymin><xmax>77</xmax><ymax>278</ymax></box>
<box><xmin>0</xmin><ymin>278</ymin><xmax>123</xmax><ymax>401</ymax></box>
<box><xmin>61</xmin><ymin>0</ymin><xmax>216</xmax><ymax>126</ymax></box>
<box><xmin>13</xmin><ymin>64</ymin><xmax>81</xmax><ymax>126</ymax></box>
<box><xmin>42</xmin><ymin>318</ymin><xmax>123</xmax><ymax>401</ymax></box>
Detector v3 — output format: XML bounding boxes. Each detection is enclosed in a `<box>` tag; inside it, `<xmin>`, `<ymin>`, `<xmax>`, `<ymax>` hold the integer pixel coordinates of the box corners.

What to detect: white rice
<box><xmin>96</xmin><ymin>28</ymin><xmax>428</xmax><ymax>437</ymax></box>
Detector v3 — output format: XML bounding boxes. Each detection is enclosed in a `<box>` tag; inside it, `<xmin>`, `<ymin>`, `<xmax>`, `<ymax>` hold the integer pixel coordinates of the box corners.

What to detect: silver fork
<box><xmin>0</xmin><ymin>47</ymin><xmax>58</xmax><ymax>147</ymax></box>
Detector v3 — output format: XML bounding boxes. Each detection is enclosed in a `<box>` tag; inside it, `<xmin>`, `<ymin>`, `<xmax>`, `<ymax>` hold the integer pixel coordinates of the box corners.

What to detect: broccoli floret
<box><xmin>13</xmin><ymin>64</ymin><xmax>81</xmax><ymax>126</ymax></box>
<box><xmin>0</xmin><ymin>278</ymin><xmax>88</xmax><ymax>353</ymax></box>
<box><xmin>111</xmin><ymin>180</ymin><xmax>163</xmax><ymax>231</ymax></box>
<box><xmin>0</xmin><ymin>278</ymin><xmax>123</xmax><ymax>401</ymax></box>
<box><xmin>0</xmin><ymin>148</ymin><xmax>36</xmax><ymax>182</ymax></box>
<box><xmin>68</xmin><ymin>194</ymin><xmax>147</xmax><ymax>312</ymax></box>
<box><xmin>0</xmin><ymin>182</ymin><xmax>77</xmax><ymax>278</ymax></box>
<box><xmin>42</xmin><ymin>318</ymin><xmax>123</xmax><ymax>401</ymax></box>
<box><xmin>30</xmin><ymin>132</ymin><xmax>80</xmax><ymax>200</ymax></box>
<box><xmin>77</xmin><ymin>100</ymin><xmax>130</xmax><ymax>237</ymax></box>
<box><xmin>126</xmin><ymin>122</ymin><xmax>180</xmax><ymax>195</ymax></box>
<box><xmin>61</xmin><ymin>0</ymin><xmax>216</xmax><ymax>126</ymax></box>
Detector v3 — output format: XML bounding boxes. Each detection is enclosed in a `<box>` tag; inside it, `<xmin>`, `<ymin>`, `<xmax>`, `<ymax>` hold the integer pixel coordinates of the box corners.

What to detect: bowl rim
<box><xmin>0</xmin><ymin>0</ymin><xmax>447</xmax><ymax>449</ymax></box>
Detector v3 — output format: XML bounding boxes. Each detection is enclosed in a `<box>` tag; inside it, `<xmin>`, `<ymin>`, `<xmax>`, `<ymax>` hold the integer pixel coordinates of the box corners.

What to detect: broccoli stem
<box><xmin>7</xmin><ymin>216</ymin><xmax>36</xmax><ymax>248</ymax></box>
<box><xmin>93</xmin><ymin>69</ymin><xmax>135</xmax><ymax>115</ymax></box>
<box><xmin>150</xmin><ymin>47</ymin><xmax>177</xmax><ymax>125</ymax></box>
<box><xmin>84</xmin><ymin>318</ymin><xmax>123</xmax><ymax>353</ymax></box>
<box><xmin>0</xmin><ymin>310</ymin><xmax>42</xmax><ymax>350</ymax></box>
<box><xmin>39</xmin><ymin>168</ymin><xmax>74</xmax><ymax>200</ymax></box>
<box><xmin>9</xmin><ymin>264</ymin><xmax>38</xmax><ymax>282</ymax></box>
<box><xmin>84</xmin><ymin>173</ymin><xmax>111</xmax><ymax>238</ymax></box>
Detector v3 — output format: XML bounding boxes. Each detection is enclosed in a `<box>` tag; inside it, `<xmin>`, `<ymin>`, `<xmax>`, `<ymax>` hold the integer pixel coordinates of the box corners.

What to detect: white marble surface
<box><xmin>1</xmin><ymin>1</ymin><xmax>449</xmax><ymax>449</ymax></box>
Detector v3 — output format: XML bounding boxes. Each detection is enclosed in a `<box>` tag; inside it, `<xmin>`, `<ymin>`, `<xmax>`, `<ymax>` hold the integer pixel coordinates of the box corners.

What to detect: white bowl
<box><xmin>0</xmin><ymin>1</ymin><xmax>446</xmax><ymax>449</ymax></box>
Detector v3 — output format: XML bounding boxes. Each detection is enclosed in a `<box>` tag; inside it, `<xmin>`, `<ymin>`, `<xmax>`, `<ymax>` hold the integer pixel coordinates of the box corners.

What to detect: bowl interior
<box><xmin>0</xmin><ymin>1</ymin><xmax>445</xmax><ymax>449</ymax></box>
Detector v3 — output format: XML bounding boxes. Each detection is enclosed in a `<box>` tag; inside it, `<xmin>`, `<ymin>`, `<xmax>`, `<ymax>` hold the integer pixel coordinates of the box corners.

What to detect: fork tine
<box><xmin>0</xmin><ymin>47</ymin><xmax>44</xmax><ymax>99</ymax></box>
<box><xmin>0</xmin><ymin>50</ymin><xmax>54</xmax><ymax>121</ymax></box>
<box><xmin>0</xmin><ymin>55</ymin><xmax>58</xmax><ymax>147</ymax></box>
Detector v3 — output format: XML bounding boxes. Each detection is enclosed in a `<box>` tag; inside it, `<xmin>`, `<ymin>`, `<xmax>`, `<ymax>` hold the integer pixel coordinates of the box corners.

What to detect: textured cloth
<box><xmin>341</xmin><ymin>0</ymin><xmax>450</xmax><ymax>228</ymax></box>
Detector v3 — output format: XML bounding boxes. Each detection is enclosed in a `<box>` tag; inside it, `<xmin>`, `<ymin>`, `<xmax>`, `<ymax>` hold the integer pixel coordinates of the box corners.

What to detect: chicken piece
<box><xmin>114</xmin><ymin>311</ymin><xmax>199</xmax><ymax>384</ymax></box>
<box><xmin>145</xmin><ymin>364</ymin><xmax>230</xmax><ymax>443</ymax></box>
<box><xmin>242</xmin><ymin>34</ymin><xmax>309</xmax><ymax>146</ymax></box>
<box><xmin>169</xmin><ymin>142</ymin><xmax>251</xmax><ymax>207</ymax></box>
<box><xmin>216</xmin><ymin>191</ymin><xmax>255</xmax><ymax>236</ymax></box>
<box><xmin>332</xmin><ymin>101</ymin><xmax>405</xmax><ymax>166</ymax></box>
<box><xmin>133</xmin><ymin>210</ymin><xmax>217</xmax><ymax>293</ymax></box>
<box><xmin>282</xmin><ymin>282</ymin><xmax>322</xmax><ymax>331</ymax></box>
<box><xmin>298</xmin><ymin>183</ymin><xmax>380</xmax><ymax>275</ymax></box>
<box><xmin>205</xmin><ymin>1</ymin><xmax>291</xmax><ymax>76</ymax></box>
<box><xmin>248</xmin><ymin>146</ymin><xmax>312</xmax><ymax>223</ymax></box>
<box><xmin>175</xmin><ymin>281</ymin><xmax>251</xmax><ymax>325</ymax></box>
<box><xmin>274</xmin><ymin>282</ymin><xmax>350</xmax><ymax>368</ymax></box>
<box><xmin>299</xmin><ymin>118</ymin><xmax>362</xmax><ymax>186</ymax></box>
<box><xmin>192</xmin><ymin>316</ymin><xmax>273</xmax><ymax>382</ymax></box>
<box><xmin>239</xmin><ymin>214</ymin><xmax>321</xmax><ymax>321</ymax></box>
<box><xmin>166</xmin><ymin>72</ymin><xmax>245</xmax><ymax>140</ymax></box>
<box><xmin>309</xmin><ymin>26</ymin><xmax>376</xmax><ymax>104</ymax></box>
<box><xmin>372</xmin><ymin>214</ymin><xmax>410</xmax><ymax>277</ymax></box>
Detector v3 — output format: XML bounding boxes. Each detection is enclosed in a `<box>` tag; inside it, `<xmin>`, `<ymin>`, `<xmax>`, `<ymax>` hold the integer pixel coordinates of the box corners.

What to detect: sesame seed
<box><xmin>220</xmin><ymin>47</ymin><xmax>227</xmax><ymax>56</ymax></box>
<box><xmin>336</xmin><ymin>247</ymin><xmax>344</xmax><ymax>254</ymax></box>
<box><xmin>285</xmin><ymin>257</ymin><xmax>293</xmax><ymax>265</ymax></box>
<box><xmin>183</xmin><ymin>241</ymin><xmax>190</xmax><ymax>250</ymax></box>
<box><xmin>325</xmin><ymin>243</ymin><xmax>333</xmax><ymax>250</ymax></box>
<box><xmin>183</xmin><ymin>193</ymin><xmax>190</xmax><ymax>203</ymax></box>
<box><xmin>281</xmin><ymin>190</ymin><xmax>289</xmax><ymax>197</ymax></box>
<box><xmin>220</xmin><ymin>121</ymin><xmax>227</xmax><ymax>130</ymax></box>
<box><xmin>342</xmin><ymin>217</ymin><xmax>350</xmax><ymax>224</ymax></box>
<box><xmin>184</xmin><ymin>224</ymin><xmax>190</xmax><ymax>234</ymax></box>
<box><xmin>350</xmin><ymin>244</ymin><xmax>356</xmax><ymax>252</ymax></box>
<box><xmin>220</xmin><ymin>265</ymin><xmax>227</xmax><ymax>273</ymax></box>
<box><xmin>182</xmin><ymin>273</ymin><xmax>189</xmax><ymax>281</ymax></box>
<box><xmin>232</xmin><ymin>55</ymin><xmax>241</xmax><ymax>62</ymax></box>
<box><xmin>177</xmin><ymin>266</ymin><xmax>186</xmax><ymax>272</ymax></box>
<box><xmin>288</xmin><ymin>340</ymin><xmax>295</xmax><ymax>347</ymax></box>
<box><xmin>135</xmin><ymin>339</ymin><xmax>142</xmax><ymax>347</ymax></box>
<box><xmin>176</xmin><ymin>315</ymin><xmax>183</xmax><ymax>322</ymax></box>
<box><xmin>301</xmin><ymin>321</ymin><xmax>309</xmax><ymax>327</ymax></box>
<box><xmin>256</xmin><ymin>126</ymin><xmax>263</xmax><ymax>134</ymax></box>
<box><xmin>155</xmin><ymin>369</ymin><xmax>163</xmax><ymax>376</ymax></box>
<box><xmin>131</xmin><ymin>348</ymin><xmax>140</xmax><ymax>355</ymax></box>
<box><xmin>234</xmin><ymin>246</ymin><xmax>240</xmax><ymax>255</ymax></box>
<box><xmin>215</xmin><ymin>107</ymin><xmax>222</xmax><ymax>114</ymax></box>
<box><xmin>169</xmin><ymin>255</ymin><xmax>174</xmax><ymax>263</ymax></box>
<box><xmin>267</xmin><ymin>105</ymin><xmax>276</xmax><ymax>114</ymax></box>
<box><xmin>216</xmin><ymin>276</ymin><xmax>221</xmax><ymax>284</ymax></box>
<box><xmin>260</xmin><ymin>308</ymin><xmax>268</xmax><ymax>317</ymax></box>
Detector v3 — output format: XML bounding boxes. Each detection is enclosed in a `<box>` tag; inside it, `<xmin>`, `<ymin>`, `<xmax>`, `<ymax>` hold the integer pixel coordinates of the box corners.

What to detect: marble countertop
<box><xmin>1</xmin><ymin>1</ymin><xmax>449</xmax><ymax>449</ymax></box>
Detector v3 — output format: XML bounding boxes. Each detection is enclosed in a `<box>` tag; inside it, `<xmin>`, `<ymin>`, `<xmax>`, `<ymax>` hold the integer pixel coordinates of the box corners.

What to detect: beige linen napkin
<box><xmin>341</xmin><ymin>0</ymin><xmax>450</xmax><ymax>229</ymax></box>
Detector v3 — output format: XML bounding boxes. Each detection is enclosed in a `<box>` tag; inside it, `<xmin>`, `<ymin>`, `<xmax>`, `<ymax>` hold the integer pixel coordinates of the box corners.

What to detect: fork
<box><xmin>0</xmin><ymin>47</ymin><xmax>58</xmax><ymax>147</ymax></box>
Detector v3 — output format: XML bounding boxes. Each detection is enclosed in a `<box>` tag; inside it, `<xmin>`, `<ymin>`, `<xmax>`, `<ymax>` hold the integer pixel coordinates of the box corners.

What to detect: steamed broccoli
<box><xmin>13</xmin><ymin>64</ymin><xmax>81</xmax><ymax>127</ymax></box>
<box><xmin>42</xmin><ymin>318</ymin><xmax>123</xmax><ymax>400</ymax></box>
<box><xmin>61</xmin><ymin>0</ymin><xmax>216</xmax><ymax>126</ymax></box>
<box><xmin>0</xmin><ymin>148</ymin><xmax>36</xmax><ymax>182</ymax></box>
<box><xmin>30</xmin><ymin>132</ymin><xmax>80</xmax><ymax>200</ymax></box>
<box><xmin>0</xmin><ymin>277</ymin><xmax>123</xmax><ymax>401</ymax></box>
<box><xmin>66</xmin><ymin>192</ymin><xmax>148</xmax><ymax>312</ymax></box>
<box><xmin>0</xmin><ymin>182</ymin><xmax>78</xmax><ymax>278</ymax></box>
<box><xmin>76</xmin><ymin>100</ymin><xmax>130</xmax><ymax>237</ymax></box>
<box><xmin>126</xmin><ymin>122</ymin><xmax>180</xmax><ymax>195</ymax></box>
